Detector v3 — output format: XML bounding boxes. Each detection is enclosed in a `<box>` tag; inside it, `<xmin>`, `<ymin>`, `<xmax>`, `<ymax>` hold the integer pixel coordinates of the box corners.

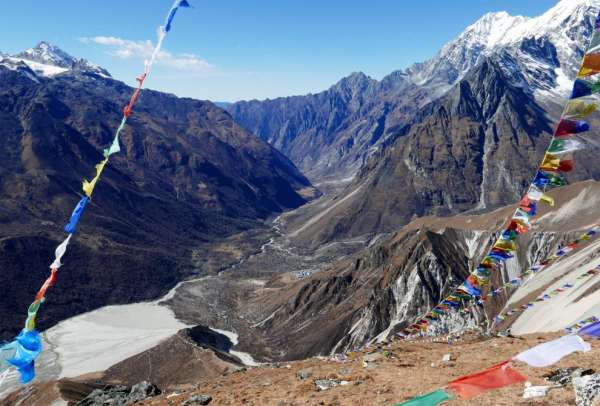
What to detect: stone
<box><xmin>75</xmin><ymin>382</ymin><xmax>161</xmax><ymax>406</ymax></box>
<box><xmin>297</xmin><ymin>369</ymin><xmax>313</xmax><ymax>380</ymax></box>
<box><xmin>181</xmin><ymin>394</ymin><xmax>213</xmax><ymax>405</ymax></box>
<box><xmin>573</xmin><ymin>374</ymin><xmax>600</xmax><ymax>406</ymax></box>
<box><xmin>315</xmin><ymin>379</ymin><xmax>342</xmax><ymax>391</ymax></box>
<box><xmin>128</xmin><ymin>381</ymin><xmax>161</xmax><ymax>403</ymax></box>
<box><xmin>339</xmin><ymin>368</ymin><xmax>353</xmax><ymax>376</ymax></box>
<box><xmin>545</xmin><ymin>368</ymin><xmax>595</xmax><ymax>387</ymax></box>
<box><xmin>362</xmin><ymin>353</ymin><xmax>383</xmax><ymax>363</ymax></box>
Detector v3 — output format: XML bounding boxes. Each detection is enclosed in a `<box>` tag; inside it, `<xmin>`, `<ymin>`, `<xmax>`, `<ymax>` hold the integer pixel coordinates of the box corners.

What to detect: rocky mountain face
<box><xmin>228</xmin><ymin>71</ymin><xmax>427</xmax><ymax>183</ymax></box>
<box><xmin>0</xmin><ymin>44</ymin><xmax>315</xmax><ymax>340</ymax></box>
<box><xmin>286</xmin><ymin>57</ymin><xmax>557</xmax><ymax>245</ymax></box>
<box><xmin>228</xmin><ymin>0</ymin><xmax>598</xmax><ymax>185</ymax></box>
<box><xmin>247</xmin><ymin>182</ymin><xmax>600</xmax><ymax>358</ymax></box>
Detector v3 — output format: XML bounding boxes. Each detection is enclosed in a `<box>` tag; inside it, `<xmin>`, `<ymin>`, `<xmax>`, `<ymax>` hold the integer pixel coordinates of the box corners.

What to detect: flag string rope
<box><xmin>389</xmin><ymin>225</ymin><xmax>600</xmax><ymax>342</ymax></box>
<box><xmin>0</xmin><ymin>0</ymin><xmax>191</xmax><ymax>385</ymax></box>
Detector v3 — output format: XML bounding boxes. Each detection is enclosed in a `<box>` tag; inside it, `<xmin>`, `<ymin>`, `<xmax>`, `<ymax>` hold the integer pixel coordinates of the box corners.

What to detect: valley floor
<box><xmin>139</xmin><ymin>332</ymin><xmax>599</xmax><ymax>406</ymax></box>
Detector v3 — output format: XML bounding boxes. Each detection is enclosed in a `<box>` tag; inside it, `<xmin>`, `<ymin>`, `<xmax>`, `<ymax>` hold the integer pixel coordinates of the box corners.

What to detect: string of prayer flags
<box><xmin>496</xmin><ymin>263</ymin><xmax>600</xmax><ymax>322</ymax></box>
<box><xmin>394</xmin><ymin>389</ymin><xmax>453</xmax><ymax>406</ymax></box>
<box><xmin>513</xmin><ymin>335</ymin><xmax>591</xmax><ymax>368</ymax></box>
<box><xmin>0</xmin><ymin>0</ymin><xmax>192</xmax><ymax>385</ymax></box>
<box><xmin>566</xmin><ymin>317</ymin><xmax>600</xmax><ymax>333</ymax></box>
<box><xmin>447</xmin><ymin>361</ymin><xmax>527</xmax><ymax>400</ymax></box>
<box><xmin>401</xmin><ymin>224</ymin><xmax>600</xmax><ymax>337</ymax></box>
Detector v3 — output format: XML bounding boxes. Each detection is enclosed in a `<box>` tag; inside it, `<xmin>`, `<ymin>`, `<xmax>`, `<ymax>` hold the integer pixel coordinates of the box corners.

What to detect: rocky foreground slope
<box><xmin>7</xmin><ymin>332</ymin><xmax>600</xmax><ymax>405</ymax></box>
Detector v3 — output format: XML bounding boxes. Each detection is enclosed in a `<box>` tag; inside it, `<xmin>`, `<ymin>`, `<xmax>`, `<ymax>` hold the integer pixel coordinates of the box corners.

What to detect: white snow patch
<box><xmin>6</xmin><ymin>56</ymin><xmax>68</xmax><ymax>77</ymax></box>
<box><xmin>510</xmin><ymin>238</ymin><xmax>600</xmax><ymax>334</ymax></box>
<box><xmin>464</xmin><ymin>231</ymin><xmax>484</xmax><ymax>259</ymax></box>
<box><xmin>211</xmin><ymin>328</ymin><xmax>261</xmax><ymax>366</ymax></box>
<box><xmin>44</xmin><ymin>302</ymin><xmax>190</xmax><ymax>378</ymax></box>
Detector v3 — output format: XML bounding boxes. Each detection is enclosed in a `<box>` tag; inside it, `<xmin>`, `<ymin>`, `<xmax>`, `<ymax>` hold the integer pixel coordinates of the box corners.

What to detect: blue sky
<box><xmin>1</xmin><ymin>0</ymin><xmax>558</xmax><ymax>102</ymax></box>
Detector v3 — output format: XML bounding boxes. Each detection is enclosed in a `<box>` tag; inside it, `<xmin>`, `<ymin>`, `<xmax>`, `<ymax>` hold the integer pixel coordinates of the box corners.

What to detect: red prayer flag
<box><xmin>35</xmin><ymin>269</ymin><xmax>58</xmax><ymax>301</ymax></box>
<box><xmin>447</xmin><ymin>361</ymin><xmax>527</xmax><ymax>400</ymax></box>
<box><xmin>507</xmin><ymin>220</ymin><xmax>528</xmax><ymax>234</ymax></box>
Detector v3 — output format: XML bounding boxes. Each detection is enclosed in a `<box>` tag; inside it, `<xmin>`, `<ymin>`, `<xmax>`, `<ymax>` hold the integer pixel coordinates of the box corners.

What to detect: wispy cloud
<box><xmin>80</xmin><ymin>36</ymin><xmax>214</xmax><ymax>74</ymax></box>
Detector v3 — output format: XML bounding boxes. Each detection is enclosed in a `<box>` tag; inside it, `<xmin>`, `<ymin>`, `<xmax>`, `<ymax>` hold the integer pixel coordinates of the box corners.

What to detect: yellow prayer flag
<box><xmin>541</xmin><ymin>154</ymin><xmax>560</xmax><ymax>170</ymax></box>
<box><xmin>540</xmin><ymin>194</ymin><xmax>555</xmax><ymax>206</ymax></box>
<box><xmin>564</xmin><ymin>99</ymin><xmax>599</xmax><ymax>119</ymax></box>
<box><xmin>83</xmin><ymin>158</ymin><xmax>109</xmax><ymax>198</ymax></box>
<box><xmin>494</xmin><ymin>240</ymin><xmax>517</xmax><ymax>251</ymax></box>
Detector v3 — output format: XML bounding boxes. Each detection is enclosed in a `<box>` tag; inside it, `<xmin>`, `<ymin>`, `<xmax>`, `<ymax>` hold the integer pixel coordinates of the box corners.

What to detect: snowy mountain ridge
<box><xmin>407</xmin><ymin>0</ymin><xmax>600</xmax><ymax>99</ymax></box>
<box><xmin>0</xmin><ymin>41</ymin><xmax>110</xmax><ymax>78</ymax></box>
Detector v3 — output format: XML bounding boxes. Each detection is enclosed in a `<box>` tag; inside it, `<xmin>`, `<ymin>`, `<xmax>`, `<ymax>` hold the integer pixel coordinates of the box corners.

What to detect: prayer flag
<box><xmin>5</xmin><ymin>329</ymin><xmax>42</xmax><ymax>383</ymax></box>
<box><xmin>564</xmin><ymin>99</ymin><xmax>599</xmax><ymax>119</ymax></box>
<box><xmin>103</xmin><ymin>117</ymin><xmax>126</xmax><ymax>157</ymax></box>
<box><xmin>547</xmin><ymin>139</ymin><xmax>582</xmax><ymax>155</ymax></box>
<box><xmin>578</xmin><ymin>53</ymin><xmax>600</xmax><ymax>77</ymax></box>
<box><xmin>527</xmin><ymin>186</ymin><xmax>555</xmax><ymax>206</ymax></box>
<box><xmin>64</xmin><ymin>197</ymin><xmax>90</xmax><ymax>234</ymax></box>
<box><xmin>164</xmin><ymin>0</ymin><xmax>191</xmax><ymax>32</ymax></box>
<box><xmin>49</xmin><ymin>234</ymin><xmax>72</xmax><ymax>269</ymax></box>
<box><xmin>514</xmin><ymin>334</ymin><xmax>591</xmax><ymax>367</ymax></box>
<box><xmin>82</xmin><ymin>158</ymin><xmax>109</xmax><ymax>198</ymax></box>
<box><xmin>556</xmin><ymin>119</ymin><xmax>590</xmax><ymax>137</ymax></box>
<box><xmin>447</xmin><ymin>361</ymin><xmax>527</xmax><ymax>399</ymax></box>
<box><xmin>578</xmin><ymin>321</ymin><xmax>600</xmax><ymax>339</ymax></box>
<box><xmin>395</xmin><ymin>389</ymin><xmax>453</xmax><ymax>406</ymax></box>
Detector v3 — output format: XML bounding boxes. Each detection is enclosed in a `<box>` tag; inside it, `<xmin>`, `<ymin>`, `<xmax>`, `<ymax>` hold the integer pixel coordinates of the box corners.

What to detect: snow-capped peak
<box><xmin>407</xmin><ymin>0</ymin><xmax>600</xmax><ymax>99</ymax></box>
<box><xmin>18</xmin><ymin>41</ymin><xmax>77</xmax><ymax>68</ymax></box>
<box><xmin>460</xmin><ymin>11</ymin><xmax>529</xmax><ymax>49</ymax></box>
<box><xmin>1</xmin><ymin>41</ymin><xmax>111</xmax><ymax>78</ymax></box>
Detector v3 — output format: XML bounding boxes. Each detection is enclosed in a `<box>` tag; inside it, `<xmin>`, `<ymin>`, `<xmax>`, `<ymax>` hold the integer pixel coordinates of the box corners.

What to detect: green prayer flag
<box><xmin>395</xmin><ymin>389</ymin><xmax>452</xmax><ymax>406</ymax></box>
<box><xmin>103</xmin><ymin>117</ymin><xmax>127</xmax><ymax>157</ymax></box>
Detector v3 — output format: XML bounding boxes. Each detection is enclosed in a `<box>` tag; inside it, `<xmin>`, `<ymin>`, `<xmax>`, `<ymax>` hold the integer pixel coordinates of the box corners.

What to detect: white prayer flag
<box><xmin>514</xmin><ymin>335</ymin><xmax>591</xmax><ymax>368</ymax></box>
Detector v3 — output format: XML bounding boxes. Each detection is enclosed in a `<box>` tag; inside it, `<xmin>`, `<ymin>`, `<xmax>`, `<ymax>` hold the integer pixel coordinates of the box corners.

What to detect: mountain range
<box><xmin>228</xmin><ymin>0</ymin><xmax>596</xmax><ymax>183</ymax></box>
<box><xmin>231</xmin><ymin>0</ymin><xmax>600</xmax><ymax>248</ymax></box>
<box><xmin>4</xmin><ymin>0</ymin><xmax>600</xmax><ymax>404</ymax></box>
